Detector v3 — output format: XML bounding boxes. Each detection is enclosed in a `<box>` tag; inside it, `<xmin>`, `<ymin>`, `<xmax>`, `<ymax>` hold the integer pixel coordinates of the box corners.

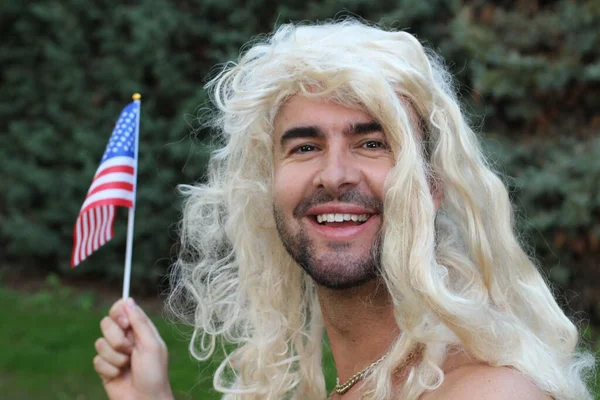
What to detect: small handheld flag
<box><xmin>71</xmin><ymin>94</ymin><xmax>141</xmax><ymax>297</ymax></box>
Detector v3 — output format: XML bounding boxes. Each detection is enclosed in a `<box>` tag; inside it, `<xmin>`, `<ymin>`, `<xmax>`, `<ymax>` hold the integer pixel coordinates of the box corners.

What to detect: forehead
<box><xmin>273</xmin><ymin>95</ymin><xmax>376</xmax><ymax>139</ymax></box>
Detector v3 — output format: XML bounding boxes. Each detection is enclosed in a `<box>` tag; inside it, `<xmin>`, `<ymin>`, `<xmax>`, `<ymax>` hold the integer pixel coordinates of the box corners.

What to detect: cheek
<box><xmin>273</xmin><ymin>167</ymin><xmax>304</xmax><ymax>213</ymax></box>
<box><xmin>366</xmin><ymin>164</ymin><xmax>393</xmax><ymax>199</ymax></box>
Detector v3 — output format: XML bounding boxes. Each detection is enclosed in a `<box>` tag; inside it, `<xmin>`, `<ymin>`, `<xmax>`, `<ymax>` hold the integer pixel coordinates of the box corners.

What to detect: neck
<box><xmin>317</xmin><ymin>278</ymin><xmax>400</xmax><ymax>388</ymax></box>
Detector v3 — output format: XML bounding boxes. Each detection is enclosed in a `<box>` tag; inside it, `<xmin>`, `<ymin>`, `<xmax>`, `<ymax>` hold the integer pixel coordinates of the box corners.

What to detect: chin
<box><xmin>299</xmin><ymin>253</ymin><xmax>379</xmax><ymax>290</ymax></box>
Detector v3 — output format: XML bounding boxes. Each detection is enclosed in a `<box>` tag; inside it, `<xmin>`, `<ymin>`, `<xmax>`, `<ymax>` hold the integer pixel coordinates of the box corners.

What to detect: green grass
<box><xmin>0</xmin><ymin>286</ymin><xmax>221</xmax><ymax>399</ymax></box>
<box><xmin>0</xmin><ymin>282</ymin><xmax>337</xmax><ymax>400</ymax></box>
<box><xmin>0</xmin><ymin>282</ymin><xmax>597</xmax><ymax>399</ymax></box>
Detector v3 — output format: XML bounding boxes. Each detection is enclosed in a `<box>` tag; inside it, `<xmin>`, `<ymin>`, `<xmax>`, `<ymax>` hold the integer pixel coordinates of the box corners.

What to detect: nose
<box><xmin>313</xmin><ymin>147</ymin><xmax>361</xmax><ymax>196</ymax></box>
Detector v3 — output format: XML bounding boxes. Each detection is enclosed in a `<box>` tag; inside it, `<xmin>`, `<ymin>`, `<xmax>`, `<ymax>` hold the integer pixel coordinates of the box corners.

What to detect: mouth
<box><xmin>306</xmin><ymin>212</ymin><xmax>378</xmax><ymax>240</ymax></box>
<box><xmin>313</xmin><ymin>213</ymin><xmax>372</xmax><ymax>227</ymax></box>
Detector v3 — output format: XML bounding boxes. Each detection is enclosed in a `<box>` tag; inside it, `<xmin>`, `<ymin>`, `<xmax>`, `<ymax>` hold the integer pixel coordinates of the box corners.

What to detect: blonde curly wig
<box><xmin>167</xmin><ymin>19</ymin><xmax>595</xmax><ymax>400</ymax></box>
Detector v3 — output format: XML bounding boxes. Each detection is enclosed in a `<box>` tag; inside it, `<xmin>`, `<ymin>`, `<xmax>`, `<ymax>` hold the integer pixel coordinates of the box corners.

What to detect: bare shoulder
<box><xmin>419</xmin><ymin>363</ymin><xmax>552</xmax><ymax>400</ymax></box>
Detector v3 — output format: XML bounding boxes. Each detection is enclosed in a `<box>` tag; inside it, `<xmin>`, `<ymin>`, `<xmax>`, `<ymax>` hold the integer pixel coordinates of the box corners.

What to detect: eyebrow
<box><xmin>346</xmin><ymin>121</ymin><xmax>383</xmax><ymax>136</ymax></box>
<box><xmin>279</xmin><ymin>126</ymin><xmax>324</xmax><ymax>148</ymax></box>
<box><xmin>279</xmin><ymin>121</ymin><xmax>383</xmax><ymax>148</ymax></box>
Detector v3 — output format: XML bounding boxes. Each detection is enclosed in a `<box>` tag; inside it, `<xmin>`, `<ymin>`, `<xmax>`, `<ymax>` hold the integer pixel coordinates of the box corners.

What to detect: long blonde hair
<box><xmin>167</xmin><ymin>20</ymin><xmax>595</xmax><ymax>399</ymax></box>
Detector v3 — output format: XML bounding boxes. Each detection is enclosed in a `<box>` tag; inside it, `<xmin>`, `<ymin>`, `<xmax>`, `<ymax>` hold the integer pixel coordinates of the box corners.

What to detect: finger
<box><xmin>126</xmin><ymin>329</ymin><xmax>134</xmax><ymax>345</ymax></box>
<box><xmin>108</xmin><ymin>299</ymin><xmax>130</xmax><ymax>330</ymax></box>
<box><xmin>93</xmin><ymin>355</ymin><xmax>121</xmax><ymax>382</ymax></box>
<box><xmin>95</xmin><ymin>338</ymin><xmax>130</xmax><ymax>368</ymax></box>
<box><xmin>124</xmin><ymin>298</ymin><xmax>165</xmax><ymax>350</ymax></box>
<box><xmin>100</xmin><ymin>316</ymin><xmax>132</xmax><ymax>353</ymax></box>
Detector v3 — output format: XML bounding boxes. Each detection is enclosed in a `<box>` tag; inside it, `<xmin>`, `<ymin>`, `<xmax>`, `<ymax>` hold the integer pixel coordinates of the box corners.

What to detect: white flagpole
<box><xmin>122</xmin><ymin>93</ymin><xmax>141</xmax><ymax>299</ymax></box>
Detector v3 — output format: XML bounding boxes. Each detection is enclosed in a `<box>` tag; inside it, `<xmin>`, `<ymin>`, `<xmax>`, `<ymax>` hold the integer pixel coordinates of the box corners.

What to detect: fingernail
<box><xmin>127</xmin><ymin>298</ymin><xmax>136</xmax><ymax>311</ymax></box>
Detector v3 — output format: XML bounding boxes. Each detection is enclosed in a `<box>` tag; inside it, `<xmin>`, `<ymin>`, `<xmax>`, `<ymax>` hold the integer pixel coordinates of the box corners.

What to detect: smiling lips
<box><xmin>308</xmin><ymin>214</ymin><xmax>377</xmax><ymax>240</ymax></box>
<box><xmin>305</xmin><ymin>205</ymin><xmax>377</xmax><ymax>240</ymax></box>
<box><xmin>315</xmin><ymin>213</ymin><xmax>371</xmax><ymax>224</ymax></box>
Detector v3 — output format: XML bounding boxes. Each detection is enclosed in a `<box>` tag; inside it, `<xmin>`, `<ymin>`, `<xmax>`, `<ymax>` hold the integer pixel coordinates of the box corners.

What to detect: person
<box><xmin>92</xmin><ymin>20</ymin><xmax>595</xmax><ymax>400</ymax></box>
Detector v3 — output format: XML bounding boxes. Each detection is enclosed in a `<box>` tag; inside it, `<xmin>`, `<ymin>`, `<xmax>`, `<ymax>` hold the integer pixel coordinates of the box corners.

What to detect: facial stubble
<box><xmin>273</xmin><ymin>190</ymin><xmax>384</xmax><ymax>290</ymax></box>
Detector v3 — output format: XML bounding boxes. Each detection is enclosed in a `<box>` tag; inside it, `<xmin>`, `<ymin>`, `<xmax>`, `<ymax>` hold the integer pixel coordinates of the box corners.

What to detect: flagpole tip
<box><xmin>132</xmin><ymin>93</ymin><xmax>141</xmax><ymax>100</ymax></box>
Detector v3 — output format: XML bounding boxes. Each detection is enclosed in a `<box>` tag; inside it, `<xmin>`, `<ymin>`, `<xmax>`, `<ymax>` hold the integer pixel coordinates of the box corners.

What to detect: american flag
<box><xmin>71</xmin><ymin>101</ymin><xmax>139</xmax><ymax>267</ymax></box>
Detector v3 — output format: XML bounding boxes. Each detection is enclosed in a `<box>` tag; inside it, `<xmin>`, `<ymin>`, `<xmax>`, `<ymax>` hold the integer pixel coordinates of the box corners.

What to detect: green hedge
<box><xmin>1</xmin><ymin>1</ymin><xmax>599</xmax><ymax>311</ymax></box>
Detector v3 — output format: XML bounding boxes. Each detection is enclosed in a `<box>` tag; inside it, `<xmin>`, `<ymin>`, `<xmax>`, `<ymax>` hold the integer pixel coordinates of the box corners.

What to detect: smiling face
<box><xmin>273</xmin><ymin>95</ymin><xmax>396</xmax><ymax>289</ymax></box>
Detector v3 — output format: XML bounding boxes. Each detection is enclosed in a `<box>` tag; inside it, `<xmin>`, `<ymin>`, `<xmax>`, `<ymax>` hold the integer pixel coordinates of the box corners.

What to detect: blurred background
<box><xmin>1</xmin><ymin>0</ymin><xmax>599</xmax><ymax>398</ymax></box>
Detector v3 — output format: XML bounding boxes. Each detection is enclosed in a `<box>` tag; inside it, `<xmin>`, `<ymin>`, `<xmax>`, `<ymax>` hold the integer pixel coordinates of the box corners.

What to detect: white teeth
<box><xmin>315</xmin><ymin>213</ymin><xmax>371</xmax><ymax>224</ymax></box>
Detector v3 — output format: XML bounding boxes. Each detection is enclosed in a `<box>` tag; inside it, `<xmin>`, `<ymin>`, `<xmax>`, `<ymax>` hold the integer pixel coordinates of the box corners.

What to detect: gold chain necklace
<box><xmin>328</xmin><ymin>346</ymin><xmax>422</xmax><ymax>399</ymax></box>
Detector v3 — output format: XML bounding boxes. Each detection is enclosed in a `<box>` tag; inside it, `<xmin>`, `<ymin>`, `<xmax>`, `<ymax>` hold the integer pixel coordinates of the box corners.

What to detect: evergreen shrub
<box><xmin>1</xmin><ymin>1</ymin><xmax>598</xmax><ymax>315</ymax></box>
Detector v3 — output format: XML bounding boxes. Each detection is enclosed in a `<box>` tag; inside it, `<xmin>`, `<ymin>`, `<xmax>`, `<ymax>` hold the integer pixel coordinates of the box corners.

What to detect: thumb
<box><xmin>124</xmin><ymin>298</ymin><xmax>162</xmax><ymax>348</ymax></box>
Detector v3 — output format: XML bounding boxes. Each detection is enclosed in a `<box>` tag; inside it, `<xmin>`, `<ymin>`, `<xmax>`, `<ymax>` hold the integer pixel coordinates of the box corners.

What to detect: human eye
<box><xmin>362</xmin><ymin>140</ymin><xmax>390</xmax><ymax>150</ymax></box>
<box><xmin>292</xmin><ymin>144</ymin><xmax>318</xmax><ymax>153</ymax></box>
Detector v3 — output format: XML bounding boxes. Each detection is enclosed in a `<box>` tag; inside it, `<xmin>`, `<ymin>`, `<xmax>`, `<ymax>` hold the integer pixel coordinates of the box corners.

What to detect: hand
<box><xmin>93</xmin><ymin>298</ymin><xmax>173</xmax><ymax>400</ymax></box>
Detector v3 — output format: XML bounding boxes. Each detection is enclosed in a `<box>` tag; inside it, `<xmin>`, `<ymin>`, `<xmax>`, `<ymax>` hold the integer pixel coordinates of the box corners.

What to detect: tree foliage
<box><xmin>1</xmin><ymin>1</ymin><xmax>598</xmax><ymax>313</ymax></box>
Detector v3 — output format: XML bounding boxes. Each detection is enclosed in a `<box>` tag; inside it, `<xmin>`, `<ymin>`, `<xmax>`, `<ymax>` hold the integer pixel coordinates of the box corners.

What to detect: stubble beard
<box><xmin>273</xmin><ymin>190</ymin><xmax>383</xmax><ymax>290</ymax></box>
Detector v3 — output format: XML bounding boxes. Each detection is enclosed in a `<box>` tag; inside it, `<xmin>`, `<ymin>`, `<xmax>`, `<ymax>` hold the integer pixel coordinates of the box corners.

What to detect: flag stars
<box><xmin>100</xmin><ymin>102</ymin><xmax>138</xmax><ymax>161</ymax></box>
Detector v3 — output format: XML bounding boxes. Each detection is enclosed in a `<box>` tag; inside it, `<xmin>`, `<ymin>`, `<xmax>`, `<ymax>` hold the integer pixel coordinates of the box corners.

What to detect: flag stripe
<box><xmin>72</xmin><ymin>199</ymin><xmax>121</xmax><ymax>267</ymax></box>
<box><xmin>72</xmin><ymin>213</ymin><xmax>83</xmax><ymax>266</ymax></box>
<box><xmin>87</xmin><ymin>209</ymin><xmax>96</xmax><ymax>256</ymax></box>
<box><xmin>81</xmin><ymin>189</ymin><xmax>135</xmax><ymax>211</ymax></box>
<box><xmin>81</xmin><ymin>198</ymin><xmax>134</xmax><ymax>215</ymax></box>
<box><xmin>92</xmin><ymin>207</ymin><xmax>101</xmax><ymax>251</ymax></box>
<box><xmin>106</xmin><ymin>206</ymin><xmax>115</xmax><ymax>242</ymax></box>
<box><xmin>71</xmin><ymin>101</ymin><xmax>139</xmax><ymax>268</ymax></box>
<box><xmin>88</xmin><ymin>182</ymin><xmax>134</xmax><ymax>197</ymax></box>
<box><xmin>95</xmin><ymin>156</ymin><xmax>136</xmax><ymax>173</ymax></box>
<box><xmin>80</xmin><ymin>212</ymin><xmax>89</xmax><ymax>263</ymax></box>
<box><xmin>95</xmin><ymin>165</ymin><xmax>135</xmax><ymax>179</ymax></box>
<box><xmin>99</xmin><ymin>205</ymin><xmax>110</xmax><ymax>247</ymax></box>
<box><xmin>89</xmin><ymin>172</ymin><xmax>135</xmax><ymax>192</ymax></box>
